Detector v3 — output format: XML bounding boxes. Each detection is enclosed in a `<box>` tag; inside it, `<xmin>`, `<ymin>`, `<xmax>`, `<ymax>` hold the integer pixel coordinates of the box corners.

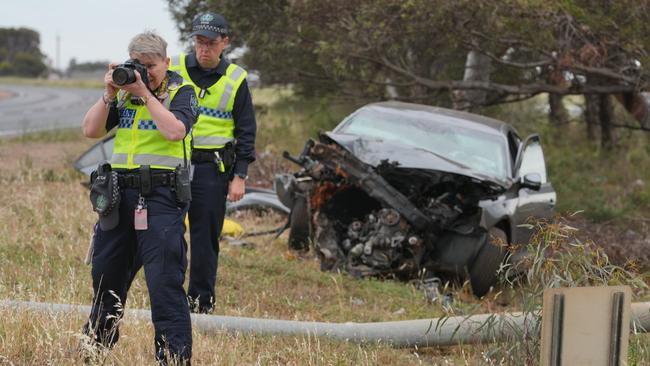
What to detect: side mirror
<box><xmin>521</xmin><ymin>173</ymin><xmax>542</xmax><ymax>191</ymax></box>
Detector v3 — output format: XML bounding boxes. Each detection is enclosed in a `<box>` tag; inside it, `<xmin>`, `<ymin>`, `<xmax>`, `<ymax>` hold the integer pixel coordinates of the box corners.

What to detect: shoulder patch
<box><xmin>190</xmin><ymin>94</ymin><xmax>199</xmax><ymax>117</ymax></box>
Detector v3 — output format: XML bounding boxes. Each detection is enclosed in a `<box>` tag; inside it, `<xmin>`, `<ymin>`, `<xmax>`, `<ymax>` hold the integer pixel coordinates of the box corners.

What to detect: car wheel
<box><xmin>469</xmin><ymin>227</ymin><xmax>507</xmax><ymax>297</ymax></box>
<box><xmin>288</xmin><ymin>194</ymin><xmax>310</xmax><ymax>251</ymax></box>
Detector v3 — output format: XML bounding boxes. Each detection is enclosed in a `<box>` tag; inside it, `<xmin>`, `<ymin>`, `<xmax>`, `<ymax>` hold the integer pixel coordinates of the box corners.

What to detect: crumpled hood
<box><xmin>323</xmin><ymin>132</ymin><xmax>509</xmax><ymax>189</ymax></box>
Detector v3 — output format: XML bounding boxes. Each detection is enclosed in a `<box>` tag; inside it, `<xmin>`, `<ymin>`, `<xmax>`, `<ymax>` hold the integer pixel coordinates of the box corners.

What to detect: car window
<box><xmin>339</xmin><ymin>108</ymin><xmax>509</xmax><ymax>180</ymax></box>
<box><xmin>507</xmin><ymin>131</ymin><xmax>520</xmax><ymax>167</ymax></box>
<box><xmin>518</xmin><ymin>139</ymin><xmax>548</xmax><ymax>183</ymax></box>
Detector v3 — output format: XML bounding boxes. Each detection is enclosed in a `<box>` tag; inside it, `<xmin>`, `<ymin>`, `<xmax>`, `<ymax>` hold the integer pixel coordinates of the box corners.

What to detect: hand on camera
<box><xmin>120</xmin><ymin>70</ymin><xmax>149</xmax><ymax>98</ymax></box>
<box><xmin>103</xmin><ymin>63</ymin><xmax>119</xmax><ymax>98</ymax></box>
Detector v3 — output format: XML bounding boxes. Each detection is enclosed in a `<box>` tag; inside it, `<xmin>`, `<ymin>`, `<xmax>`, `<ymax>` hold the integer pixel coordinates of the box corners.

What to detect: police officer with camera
<box><xmin>169</xmin><ymin>12</ymin><xmax>257</xmax><ymax>314</ymax></box>
<box><xmin>81</xmin><ymin>31</ymin><xmax>198</xmax><ymax>364</ymax></box>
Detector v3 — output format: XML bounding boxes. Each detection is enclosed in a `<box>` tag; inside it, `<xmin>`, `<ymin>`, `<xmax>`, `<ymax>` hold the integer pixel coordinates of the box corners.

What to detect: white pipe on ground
<box><xmin>1</xmin><ymin>300</ymin><xmax>649</xmax><ymax>347</ymax></box>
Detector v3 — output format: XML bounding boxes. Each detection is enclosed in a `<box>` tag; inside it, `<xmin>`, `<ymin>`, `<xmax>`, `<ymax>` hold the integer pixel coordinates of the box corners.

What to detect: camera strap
<box><xmin>155</xmin><ymin>76</ymin><xmax>169</xmax><ymax>99</ymax></box>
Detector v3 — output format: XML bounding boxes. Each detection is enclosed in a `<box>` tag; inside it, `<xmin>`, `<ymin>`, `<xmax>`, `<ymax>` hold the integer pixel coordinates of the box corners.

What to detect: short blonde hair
<box><xmin>128</xmin><ymin>31</ymin><xmax>167</xmax><ymax>59</ymax></box>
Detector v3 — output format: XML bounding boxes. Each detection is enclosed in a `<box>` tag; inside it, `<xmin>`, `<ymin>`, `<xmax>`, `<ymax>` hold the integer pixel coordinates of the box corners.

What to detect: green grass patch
<box><xmin>252</xmin><ymin>87</ymin><xmax>364</xmax><ymax>155</ymax></box>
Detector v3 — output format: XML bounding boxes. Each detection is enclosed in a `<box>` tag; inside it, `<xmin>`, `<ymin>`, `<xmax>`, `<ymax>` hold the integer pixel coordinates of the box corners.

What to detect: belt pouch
<box><xmin>140</xmin><ymin>165</ymin><xmax>152</xmax><ymax>196</ymax></box>
<box><xmin>174</xmin><ymin>165</ymin><xmax>192</xmax><ymax>203</ymax></box>
<box><xmin>218</xmin><ymin>143</ymin><xmax>235</xmax><ymax>171</ymax></box>
<box><xmin>91</xmin><ymin>163</ymin><xmax>112</xmax><ymax>185</ymax></box>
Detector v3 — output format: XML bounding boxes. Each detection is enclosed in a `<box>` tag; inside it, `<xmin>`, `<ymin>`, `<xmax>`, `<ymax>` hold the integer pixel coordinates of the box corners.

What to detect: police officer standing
<box><xmin>81</xmin><ymin>31</ymin><xmax>197</xmax><ymax>364</ymax></box>
<box><xmin>170</xmin><ymin>12</ymin><xmax>257</xmax><ymax>314</ymax></box>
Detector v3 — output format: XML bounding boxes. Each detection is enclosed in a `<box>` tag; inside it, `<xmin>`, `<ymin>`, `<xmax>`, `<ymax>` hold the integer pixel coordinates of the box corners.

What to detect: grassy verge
<box><xmin>0</xmin><ymin>76</ymin><xmax>103</xmax><ymax>89</ymax></box>
<box><xmin>0</xmin><ymin>129</ymin><xmax>456</xmax><ymax>364</ymax></box>
<box><xmin>251</xmin><ymin>86</ymin><xmax>365</xmax><ymax>155</ymax></box>
<box><xmin>2</xmin><ymin>91</ymin><xmax>650</xmax><ymax>364</ymax></box>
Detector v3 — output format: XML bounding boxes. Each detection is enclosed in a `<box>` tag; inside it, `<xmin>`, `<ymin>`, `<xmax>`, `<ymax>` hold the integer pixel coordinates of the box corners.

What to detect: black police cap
<box><xmin>190</xmin><ymin>12</ymin><xmax>229</xmax><ymax>40</ymax></box>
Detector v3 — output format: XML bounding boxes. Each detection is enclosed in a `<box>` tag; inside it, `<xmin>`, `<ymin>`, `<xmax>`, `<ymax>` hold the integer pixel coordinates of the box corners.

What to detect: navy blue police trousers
<box><xmin>85</xmin><ymin>186</ymin><xmax>192</xmax><ymax>362</ymax></box>
<box><xmin>187</xmin><ymin>161</ymin><xmax>229</xmax><ymax>313</ymax></box>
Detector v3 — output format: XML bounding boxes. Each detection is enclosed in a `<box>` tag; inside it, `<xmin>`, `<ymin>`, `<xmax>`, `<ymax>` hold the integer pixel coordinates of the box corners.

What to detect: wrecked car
<box><xmin>276</xmin><ymin>101</ymin><xmax>556</xmax><ymax>296</ymax></box>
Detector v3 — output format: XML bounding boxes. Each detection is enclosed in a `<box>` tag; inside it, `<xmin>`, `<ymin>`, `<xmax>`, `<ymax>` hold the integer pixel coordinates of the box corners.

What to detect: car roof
<box><xmin>354</xmin><ymin>101</ymin><xmax>511</xmax><ymax>136</ymax></box>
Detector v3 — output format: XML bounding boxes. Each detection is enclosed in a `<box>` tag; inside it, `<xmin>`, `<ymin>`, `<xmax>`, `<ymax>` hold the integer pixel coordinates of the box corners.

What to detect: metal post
<box><xmin>550</xmin><ymin>294</ymin><xmax>565</xmax><ymax>366</ymax></box>
<box><xmin>609</xmin><ymin>292</ymin><xmax>624</xmax><ymax>366</ymax></box>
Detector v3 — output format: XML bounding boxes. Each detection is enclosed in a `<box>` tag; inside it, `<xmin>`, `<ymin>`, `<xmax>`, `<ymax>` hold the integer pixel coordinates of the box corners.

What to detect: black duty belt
<box><xmin>118</xmin><ymin>172</ymin><xmax>175</xmax><ymax>189</ymax></box>
<box><xmin>191</xmin><ymin>149</ymin><xmax>225</xmax><ymax>163</ymax></box>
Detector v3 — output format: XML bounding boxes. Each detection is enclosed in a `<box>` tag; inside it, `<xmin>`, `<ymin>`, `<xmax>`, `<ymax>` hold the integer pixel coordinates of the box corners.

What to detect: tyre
<box><xmin>469</xmin><ymin>227</ymin><xmax>507</xmax><ymax>297</ymax></box>
<box><xmin>288</xmin><ymin>194</ymin><xmax>310</xmax><ymax>251</ymax></box>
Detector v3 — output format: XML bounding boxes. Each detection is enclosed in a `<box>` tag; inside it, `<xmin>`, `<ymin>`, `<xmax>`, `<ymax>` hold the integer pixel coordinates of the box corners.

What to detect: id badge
<box><xmin>134</xmin><ymin>208</ymin><xmax>148</xmax><ymax>230</ymax></box>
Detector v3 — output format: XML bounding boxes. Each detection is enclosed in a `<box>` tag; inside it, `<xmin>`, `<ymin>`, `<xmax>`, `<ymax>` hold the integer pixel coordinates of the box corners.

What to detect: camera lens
<box><xmin>112</xmin><ymin>67</ymin><xmax>135</xmax><ymax>86</ymax></box>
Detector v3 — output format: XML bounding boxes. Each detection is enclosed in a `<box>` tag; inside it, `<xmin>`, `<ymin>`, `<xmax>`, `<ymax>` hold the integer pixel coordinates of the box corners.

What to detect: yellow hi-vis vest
<box><xmin>169</xmin><ymin>53</ymin><xmax>247</xmax><ymax>149</ymax></box>
<box><xmin>110</xmin><ymin>80</ymin><xmax>192</xmax><ymax>170</ymax></box>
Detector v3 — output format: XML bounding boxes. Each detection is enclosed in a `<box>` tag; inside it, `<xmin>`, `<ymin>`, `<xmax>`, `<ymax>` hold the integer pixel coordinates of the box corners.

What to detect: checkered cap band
<box><xmin>193</xmin><ymin>24</ymin><xmax>229</xmax><ymax>35</ymax></box>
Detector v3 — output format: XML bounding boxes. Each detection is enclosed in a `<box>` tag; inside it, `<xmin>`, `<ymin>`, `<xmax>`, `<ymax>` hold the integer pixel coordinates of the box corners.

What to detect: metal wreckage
<box><xmin>276</xmin><ymin>102</ymin><xmax>556</xmax><ymax>297</ymax></box>
<box><xmin>276</xmin><ymin>136</ymin><xmax>503</xmax><ymax>296</ymax></box>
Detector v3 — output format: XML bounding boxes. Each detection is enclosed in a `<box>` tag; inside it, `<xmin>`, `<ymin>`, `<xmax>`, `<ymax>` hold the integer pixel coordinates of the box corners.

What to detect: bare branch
<box><xmin>463</xmin><ymin>44</ymin><xmax>554</xmax><ymax>69</ymax></box>
<box><xmin>377</xmin><ymin>56</ymin><xmax>640</xmax><ymax>95</ymax></box>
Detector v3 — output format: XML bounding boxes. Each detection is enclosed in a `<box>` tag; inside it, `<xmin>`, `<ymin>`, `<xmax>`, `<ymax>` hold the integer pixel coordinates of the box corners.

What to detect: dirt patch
<box><xmin>567</xmin><ymin>215</ymin><xmax>650</xmax><ymax>270</ymax></box>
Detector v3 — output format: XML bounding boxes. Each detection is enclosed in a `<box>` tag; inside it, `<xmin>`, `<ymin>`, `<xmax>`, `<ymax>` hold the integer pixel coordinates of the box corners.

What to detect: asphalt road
<box><xmin>0</xmin><ymin>84</ymin><xmax>102</xmax><ymax>137</ymax></box>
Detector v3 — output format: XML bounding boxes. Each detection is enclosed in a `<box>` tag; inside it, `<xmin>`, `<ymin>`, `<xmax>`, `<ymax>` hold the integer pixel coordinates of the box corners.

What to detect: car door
<box><xmin>512</xmin><ymin>134</ymin><xmax>557</xmax><ymax>245</ymax></box>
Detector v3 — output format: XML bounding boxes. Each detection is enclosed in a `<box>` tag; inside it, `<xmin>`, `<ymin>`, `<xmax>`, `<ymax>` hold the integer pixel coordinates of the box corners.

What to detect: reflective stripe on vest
<box><xmin>192</xmin><ymin>135</ymin><xmax>234</xmax><ymax>146</ymax></box>
<box><xmin>110</xmin><ymin>80</ymin><xmax>192</xmax><ymax>170</ymax></box>
<box><xmin>169</xmin><ymin>53</ymin><xmax>247</xmax><ymax>149</ymax></box>
<box><xmin>111</xmin><ymin>153</ymin><xmax>185</xmax><ymax>167</ymax></box>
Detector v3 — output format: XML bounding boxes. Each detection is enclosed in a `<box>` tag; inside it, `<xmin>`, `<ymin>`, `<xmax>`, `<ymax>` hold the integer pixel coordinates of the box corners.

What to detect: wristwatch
<box><xmin>140</xmin><ymin>93</ymin><xmax>152</xmax><ymax>105</ymax></box>
<box><xmin>234</xmin><ymin>173</ymin><xmax>248</xmax><ymax>180</ymax></box>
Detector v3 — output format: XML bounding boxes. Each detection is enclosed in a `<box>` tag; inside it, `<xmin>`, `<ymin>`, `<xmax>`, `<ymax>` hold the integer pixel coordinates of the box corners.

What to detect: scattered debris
<box><xmin>223</xmin><ymin>237</ymin><xmax>256</xmax><ymax>249</ymax></box>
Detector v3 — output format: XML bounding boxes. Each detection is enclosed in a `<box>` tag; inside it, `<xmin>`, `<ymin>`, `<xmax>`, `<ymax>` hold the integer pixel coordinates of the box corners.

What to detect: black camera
<box><xmin>112</xmin><ymin>59</ymin><xmax>149</xmax><ymax>86</ymax></box>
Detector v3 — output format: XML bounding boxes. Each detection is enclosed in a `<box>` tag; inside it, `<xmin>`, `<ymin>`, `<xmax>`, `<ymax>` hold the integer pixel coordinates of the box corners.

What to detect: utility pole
<box><xmin>56</xmin><ymin>33</ymin><xmax>60</xmax><ymax>71</ymax></box>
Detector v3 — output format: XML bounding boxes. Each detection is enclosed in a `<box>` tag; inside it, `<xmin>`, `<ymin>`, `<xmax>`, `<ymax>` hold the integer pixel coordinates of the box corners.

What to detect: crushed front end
<box><xmin>276</xmin><ymin>134</ymin><xmax>503</xmax><ymax>281</ymax></box>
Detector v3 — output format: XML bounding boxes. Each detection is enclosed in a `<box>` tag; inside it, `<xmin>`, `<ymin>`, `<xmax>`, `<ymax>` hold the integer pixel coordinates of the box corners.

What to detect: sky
<box><xmin>2</xmin><ymin>0</ymin><xmax>186</xmax><ymax>70</ymax></box>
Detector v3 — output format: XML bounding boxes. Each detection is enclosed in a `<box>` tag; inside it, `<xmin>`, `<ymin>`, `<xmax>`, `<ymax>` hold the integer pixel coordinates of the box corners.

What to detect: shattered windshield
<box><xmin>337</xmin><ymin>108</ymin><xmax>509</xmax><ymax>180</ymax></box>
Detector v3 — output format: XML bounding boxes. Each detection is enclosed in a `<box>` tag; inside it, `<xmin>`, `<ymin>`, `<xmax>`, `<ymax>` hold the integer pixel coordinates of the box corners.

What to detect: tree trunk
<box><xmin>453</xmin><ymin>50</ymin><xmax>491</xmax><ymax>111</ymax></box>
<box><xmin>599</xmin><ymin>94</ymin><xmax>617</xmax><ymax>150</ymax></box>
<box><xmin>548</xmin><ymin>93</ymin><xmax>568</xmax><ymax>125</ymax></box>
<box><xmin>385</xmin><ymin>77</ymin><xmax>399</xmax><ymax>100</ymax></box>
<box><xmin>613</xmin><ymin>92</ymin><xmax>650</xmax><ymax>129</ymax></box>
<box><xmin>584</xmin><ymin>94</ymin><xmax>599</xmax><ymax>140</ymax></box>
<box><xmin>406</xmin><ymin>49</ymin><xmax>429</xmax><ymax>100</ymax></box>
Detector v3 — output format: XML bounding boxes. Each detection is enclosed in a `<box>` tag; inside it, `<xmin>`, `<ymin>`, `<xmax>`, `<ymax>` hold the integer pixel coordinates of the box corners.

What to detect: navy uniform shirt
<box><xmin>184</xmin><ymin>52</ymin><xmax>257</xmax><ymax>177</ymax></box>
<box><xmin>106</xmin><ymin>71</ymin><xmax>197</xmax><ymax>134</ymax></box>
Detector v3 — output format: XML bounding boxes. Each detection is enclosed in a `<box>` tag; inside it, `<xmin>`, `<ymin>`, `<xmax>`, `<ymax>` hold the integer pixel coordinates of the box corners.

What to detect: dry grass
<box><xmin>0</xmin><ymin>131</ymin><xmax>468</xmax><ymax>365</ymax></box>
<box><xmin>0</xmin><ymin>309</ymin><xmax>432</xmax><ymax>365</ymax></box>
<box><xmin>0</xmin><ymin>77</ymin><xmax>104</xmax><ymax>89</ymax></box>
<box><xmin>2</xmin><ymin>104</ymin><xmax>650</xmax><ymax>364</ymax></box>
